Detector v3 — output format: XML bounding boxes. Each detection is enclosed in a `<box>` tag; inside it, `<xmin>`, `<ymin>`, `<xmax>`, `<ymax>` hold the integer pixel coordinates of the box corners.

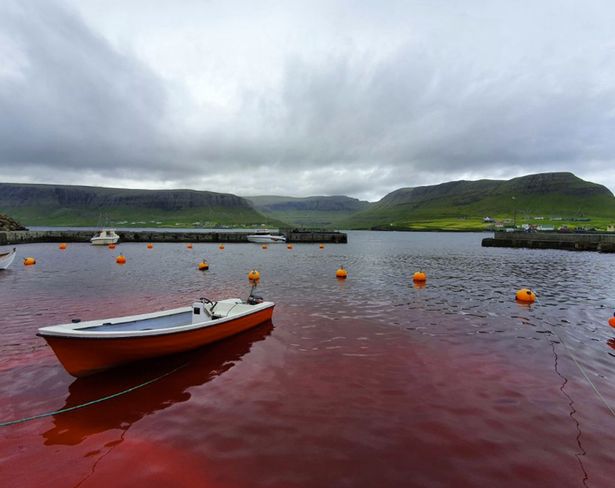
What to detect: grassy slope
<box><xmin>5</xmin><ymin>206</ymin><xmax>283</xmax><ymax>227</ymax></box>
<box><xmin>342</xmin><ymin>173</ymin><xmax>615</xmax><ymax>230</ymax></box>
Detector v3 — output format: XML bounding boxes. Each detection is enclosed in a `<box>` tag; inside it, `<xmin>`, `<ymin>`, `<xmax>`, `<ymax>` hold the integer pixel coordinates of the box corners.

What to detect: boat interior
<box><xmin>79</xmin><ymin>299</ymin><xmax>257</xmax><ymax>333</ymax></box>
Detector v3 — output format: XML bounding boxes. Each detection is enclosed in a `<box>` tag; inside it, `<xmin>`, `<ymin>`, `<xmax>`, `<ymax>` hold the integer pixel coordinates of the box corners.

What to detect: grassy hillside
<box><xmin>342</xmin><ymin>172</ymin><xmax>615</xmax><ymax>230</ymax></box>
<box><xmin>246</xmin><ymin>195</ymin><xmax>369</xmax><ymax>228</ymax></box>
<box><xmin>0</xmin><ymin>183</ymin><xmax>283</xmax><ymax>227</ymax></box>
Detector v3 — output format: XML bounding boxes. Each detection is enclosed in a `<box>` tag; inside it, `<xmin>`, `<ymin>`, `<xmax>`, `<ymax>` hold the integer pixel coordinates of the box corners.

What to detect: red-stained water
<box><xmin>1</xmin><ymin>232</ymin><xmax>615</xmax><ymax>487</ymax></box>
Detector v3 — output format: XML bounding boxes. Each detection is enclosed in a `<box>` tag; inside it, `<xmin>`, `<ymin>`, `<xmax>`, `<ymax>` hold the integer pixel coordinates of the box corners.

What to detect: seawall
<box><xmin>0</xmin><ymin>229</ymin><xmax>347</xmax><ymax>245</ymax></box>
<box><xmin>482</xmin><ymin>231</ymin><xmax>615</xmax><ymax>253</ymax></box>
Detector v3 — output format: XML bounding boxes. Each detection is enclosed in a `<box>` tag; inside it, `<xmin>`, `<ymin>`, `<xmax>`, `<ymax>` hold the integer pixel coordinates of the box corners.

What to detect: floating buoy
<box><xmin>23</xmin><ymin>257</ymin><xmax>36</xmax><ymax>266</ymax></box>
<box><xmin>116</xmin><ymin>254</ymin><xmax>127</xmax><ymax>265</ymax></box>
<box><xmin>287</xmin><ymin>244</ymin><xmax>293</xmax><ymax>249</ymax></box>
<box><xmin>198</xmin><ymin>260</ymin><xmax>209</xmax><ymax>271</ymax></box>
<box><xmin>336</xmin><ymin>266</ymin><xmax>348</xmax><ymax>279</ymax></box>
<box><xmin>147</xmin><ymin>243</ymin><xmax>153</xmax><ymax>249</ymax></box>
<box><xmin>262</xmin><ymin>244</ymin><xmax>268</xmax><ymax>250</ymax></box>
<box><xmin>58</xmin><ymin>243</ymin><xmax>67</xmax><ymax>250</ymax></box>
<box><xmin>108</xmin><ymin>243</ymin><xmax>116</xmax><ymax>250</ymax></box>
<box><xmin>319</xmin><ymin>244</ymin><xmax>325</xmax><ymax>249</ymax></box>
<box><xmin>248</xmin><ymin>269</ymin><xmax>260</xmax><ymax>282</ymax></box>
<box><xmin>219</xmin><ymin>244</ymin><xmax>225</xmax><ymax>250</ymax></box>
<box><xmin>515</xmin><ymin>288</ymin><xmax>536</xmax><ymax>303</ymax></box>
<box><xmin>608</xmin><ymin>313</ymin><xmax>615</xmax><ymax>328</ymax></box>
<box><xmin>413</xmin><ymin>271</ymin><xmax>427</xmax><ymax>283</ymax></box>
<box><xmin>186</xmin><ymin>243</ymin><xmax>193</xmax><ymax>249</ymax></box>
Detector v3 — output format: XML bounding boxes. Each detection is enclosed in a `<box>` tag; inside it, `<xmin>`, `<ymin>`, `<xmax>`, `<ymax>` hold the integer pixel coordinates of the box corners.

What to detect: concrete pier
<box><xmin>0</xmin><ymin>229</ymin><xmax>347</xmax><ymax>245</ymax></box>
<box><xmin>482</xmin><ymin>231</ymin><xmax>615</xmax><ymax>253</ymax></box>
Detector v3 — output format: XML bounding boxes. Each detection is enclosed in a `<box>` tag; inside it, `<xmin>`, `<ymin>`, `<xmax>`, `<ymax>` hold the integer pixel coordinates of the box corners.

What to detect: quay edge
<box><xmin>0</xmin><ymin>229</ymin><xmax>347</xmax><ymax>245</ymax></box>
<box><xmin>482</xmin><ymin>231</ymin><xmax>615</xmax><ymax>253</ymax></box>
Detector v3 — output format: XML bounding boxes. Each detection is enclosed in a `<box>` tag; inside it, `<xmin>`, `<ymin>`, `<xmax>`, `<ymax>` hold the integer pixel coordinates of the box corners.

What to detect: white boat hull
<box><xmin>0</xmin><ymin>248</ymin><xmax>16</xmax><ymax>270</ymax></box>
<box><xmin>91</xmin><ymin>237</ymin><xmax>119</xmax><ymax>245</ymax></box>
<box><xmin>246</xmin><ymin>234</ymin><xmax>286</xmax><ymax>243</ymax></box>
<box><xmin>91</xmin><ymin>229</ymin><xmax>120</xmax><ymax>245</ymax></box>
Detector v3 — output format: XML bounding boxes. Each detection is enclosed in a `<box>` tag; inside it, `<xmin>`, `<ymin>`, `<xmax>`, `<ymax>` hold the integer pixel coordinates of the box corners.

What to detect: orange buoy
<box><xmin>608</xmin><ymin>313</ymin><xmax>615</xmax><ymax>328</ymax></box>
<box><xmin>58</xmin><ymin>243</ymin><xmax>67</xmax><ymax>250</ymax></box>
<box><xmin>147</xmin><ymin>243</ymin><xmax>153</xmax><ymax>249</ymax></box>
<box><xmin>248</xmin><ymin>269</ymin><xmax>260</xmax><ymax>282</ymax></box>
<box><xmin>198</xmin><ymin>260</ymin><xmax>209</xmax><ymax>271</ymax></box>
<box><xmin>515</xmin><ymin>288</ymin><xmax>536</xmax><ymax>303</ymax></box>
<box><xmin>287</xmin><ymin>244</ymin><xmax>293</xmax><ymax>249</ymax></box>
<box><xmin>23</xmin><ymin>257</ymin><xmax>36</xmax><ymax>266</ymax></box>
<box><xmin>262</xmin><ymin>244</ymin><xmax>268</xmax><ymax>250</ymax></box>
<box><xmin>116</xmin><ymin>254</ymin><xmax>127</xmax><ymax>265</ymax></box>
<box><xmin>186</xmin><ymin>243</ymin><xmax>193</xmax><ymax>249</ymax></box>
<box><xmin>319</xmin><ymin>244</ymin><xmax>325</xmax><ymax>249</ymax></box>
<box><xmin>108</xmin><ymin>243</ymin><xmax>116</xmax><ymax>250</ymax></box>
<box><xmin>336</xmin><ymin>266</ymin><xmax>348</xmax><ymax>279</ymax></box>
<box><xmin>413</xmin><ymin>271</ymin><xmax>427</xmax><ymax>283</ymax></box>
<box><xmin>219</xmin><ymin>244</ymin><xmax>225</xmax><ymax>250</ymax></box>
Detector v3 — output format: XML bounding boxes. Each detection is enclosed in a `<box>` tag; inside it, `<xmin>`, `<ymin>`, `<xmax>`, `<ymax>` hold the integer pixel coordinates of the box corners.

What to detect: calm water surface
<box><xmin>1</xmin><ymin>231</ymin><xmax>615</xmax><ymax>487</ymax></box>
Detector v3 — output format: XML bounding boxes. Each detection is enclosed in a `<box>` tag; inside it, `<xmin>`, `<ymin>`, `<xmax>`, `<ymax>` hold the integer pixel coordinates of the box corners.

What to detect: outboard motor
<box><xmin>247</xmin><ymin>284</ymin><xmax>264</xmax><ymax>305</ymax></box>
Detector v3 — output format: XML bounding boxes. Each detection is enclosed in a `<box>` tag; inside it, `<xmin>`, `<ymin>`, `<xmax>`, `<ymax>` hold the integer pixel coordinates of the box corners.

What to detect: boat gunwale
<box><xmin>37</xmin><ymin>301</ymin><xmax>275</xmax><ymax>339</ymax></box>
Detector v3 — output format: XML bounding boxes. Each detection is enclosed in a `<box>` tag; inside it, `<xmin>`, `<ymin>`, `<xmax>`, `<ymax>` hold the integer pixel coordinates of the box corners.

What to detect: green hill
<box><xmin>0</xmin><ymin>183</ymin><xmax>282</xmax><ymax>227</ymax></box>
<box><xmin>246</xmin><ymin>195</ymin><xmax>369</xmax><ymax>228</ymax></box>
<box><xmin>341</xmin><ymin>172</ymin><xmax>615</xmax><ymax>230</ymax></box>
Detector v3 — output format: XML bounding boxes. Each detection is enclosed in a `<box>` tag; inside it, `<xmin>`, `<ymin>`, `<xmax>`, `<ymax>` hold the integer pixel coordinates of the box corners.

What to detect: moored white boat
<box><xmin>38</xmin><ymin>295</ymin><xmax>275</xmax><ymax>377</ymax></box>
<box><xmin>91</xmin><ymin>229</ymin><xmax>119</xmax><ymax>245</ymax></box>
<box><xmin>246</xmin><ymin>231</ymin><xmax>286</xmax><ymax>243</ymax></box>
<box><xmin>0</xmin><ymin>248</ymin><xmax>16</xmax><ymax>270</ymax></box>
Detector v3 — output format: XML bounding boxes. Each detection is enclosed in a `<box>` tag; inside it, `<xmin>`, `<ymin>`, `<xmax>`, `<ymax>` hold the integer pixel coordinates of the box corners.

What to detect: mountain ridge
<box><xmin>343</xmin><ymin>172</ymin><xmax>615</xmax><ymax>229</ymax></box>
<box><xmin>2</xmin><ymin>172</ymin><xmax>614</xmax><ymax>230</ymax></box>
<box><xmin>0</xmin><ymin>182</ymin><xmax>280</xmax><ymax>227</ymax></box>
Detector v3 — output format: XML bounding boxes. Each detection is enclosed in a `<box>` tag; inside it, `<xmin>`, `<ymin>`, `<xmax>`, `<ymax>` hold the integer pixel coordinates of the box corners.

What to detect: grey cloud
<box><xmin>0</xmin><ymin>0</ymin><xmax>170</xmax><ymax>171</ymax></box>
<box><xmin>2</xmin><ymin>0</ymin><xmax>615</xmax><ymax>200</ymax></box>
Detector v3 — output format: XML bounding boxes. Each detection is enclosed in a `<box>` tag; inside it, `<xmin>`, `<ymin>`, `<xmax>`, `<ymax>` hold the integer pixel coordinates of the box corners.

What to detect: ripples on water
<box><xmin>1</xmin><ymin>231</ymin><xmax>615</xmax><ymax>487</ymax></box>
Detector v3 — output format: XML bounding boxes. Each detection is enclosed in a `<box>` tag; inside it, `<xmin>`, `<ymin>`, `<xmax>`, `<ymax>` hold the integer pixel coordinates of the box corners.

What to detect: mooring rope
<box><xmin>547</xmin><ymin>324</ymin><xmax>615</xmax><ymax>418</ymax></box>
<box><xmin>0</xmin><ymin>363</ymin><xmax>188</xmax><ymax>428</ymax></box>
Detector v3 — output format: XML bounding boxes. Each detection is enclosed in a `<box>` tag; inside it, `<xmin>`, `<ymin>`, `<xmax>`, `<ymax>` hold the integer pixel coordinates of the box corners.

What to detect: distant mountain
<box><xmin>246</xmin><ymin>195</ymin><xmax>369</xmax><ymax>228</ymax></box>
<box><xmin>0</xmin><ymin>183</ymin><xmax>280</xmax><ymax>227</ymax></box>
<box><xmin>341</xmin><ymin>172</ymin><xmax>615</xmax><ymax>230</ymax></box>
<box><xmin>0</xmin><ymin>212</ymin><xmax>26</xmax><ymax>231</ymax></box>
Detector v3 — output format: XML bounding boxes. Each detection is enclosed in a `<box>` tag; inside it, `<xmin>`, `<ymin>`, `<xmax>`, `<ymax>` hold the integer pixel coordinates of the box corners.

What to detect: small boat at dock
<box><xmin>91</xmin><ymin>229</ymin><xmax>119</xmax><ymax>245</ymax></box>
<box><xmin>38</xmin><ymin>294</ymin><xmax>275</xmax><ymax>377</ymax></box>
<box><xmin>246</xmin><ymin>230</ymin><xmax>286</xmax><ymax>243</ymax></box>
<box><xmin>0</xmin><ymin>248</ymin><xmax>16</xmax><ymax>270</ymax></box>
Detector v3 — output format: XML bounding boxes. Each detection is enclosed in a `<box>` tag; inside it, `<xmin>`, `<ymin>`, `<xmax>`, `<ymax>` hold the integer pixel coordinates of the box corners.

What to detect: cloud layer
<box><xmin>1</xmin><ymin>0</ymin><xmax>615</xmax><ymax>201</ymax></box>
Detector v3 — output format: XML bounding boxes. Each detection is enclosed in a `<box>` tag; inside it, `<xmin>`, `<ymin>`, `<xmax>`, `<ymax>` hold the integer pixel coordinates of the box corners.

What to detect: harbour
<box><xmin>2</xmin><ymin>231</ymin><xmax>614</xmax><ymax>486</ymax></box>
<box><xmin>0</xmin><ymin>228</ymin><xmax>348</xmax><ymax>245</ymax></box>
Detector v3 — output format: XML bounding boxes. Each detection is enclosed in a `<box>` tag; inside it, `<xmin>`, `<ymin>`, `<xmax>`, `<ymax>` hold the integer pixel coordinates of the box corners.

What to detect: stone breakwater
<box><xmin>482</xmin><ymin>231</ymin><xmax>615</xmax><ymax>253</ymax></box>
<box><xmin>0</xmin><ymin>229</ymin><xmax>347</xmax><ymax>245</ymax></box>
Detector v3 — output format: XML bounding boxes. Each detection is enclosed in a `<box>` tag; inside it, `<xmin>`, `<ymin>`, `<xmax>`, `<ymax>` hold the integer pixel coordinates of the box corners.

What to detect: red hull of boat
<box><xmin>41</xmin><ymin>306</ymin><xmax>274</xmax><ymax>377</ymax></box>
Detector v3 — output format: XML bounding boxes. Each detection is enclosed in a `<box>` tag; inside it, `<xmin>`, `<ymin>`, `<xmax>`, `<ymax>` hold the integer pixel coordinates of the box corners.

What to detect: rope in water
<box><xmin>0</xmin><ymin>363</ymin><xmax>188</xmax><ymax>428</ymax></box>
<box><xmin>547</xmin><ymin>324</ymin><xmax>615</xmax><ymax>418</ymax></box>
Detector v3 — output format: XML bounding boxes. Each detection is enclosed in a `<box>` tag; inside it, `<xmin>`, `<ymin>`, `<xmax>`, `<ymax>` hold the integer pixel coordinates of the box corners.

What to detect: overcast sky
<box><xmin>1</xmin><ymin>0</ymin><xmax>615</xmax><ymax>201</ymax></box>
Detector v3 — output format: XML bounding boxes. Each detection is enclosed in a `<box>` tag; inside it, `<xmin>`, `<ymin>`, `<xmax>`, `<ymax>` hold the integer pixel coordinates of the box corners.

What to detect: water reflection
<box><xmin>42</xmin><ymin>321</ymin><xmax>273</xmax><ymax>446</ymax></box>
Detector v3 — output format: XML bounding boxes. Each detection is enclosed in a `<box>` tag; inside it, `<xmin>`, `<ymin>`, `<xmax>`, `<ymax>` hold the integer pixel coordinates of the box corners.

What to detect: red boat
<box><xmin>38</xmin><ymin>297</ymin><xmax>275</xmax><ymax>377</ymax></box>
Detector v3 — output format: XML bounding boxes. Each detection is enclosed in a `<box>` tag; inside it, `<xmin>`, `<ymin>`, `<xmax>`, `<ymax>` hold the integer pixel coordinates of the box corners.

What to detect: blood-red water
<box><xmin>1</xmin><ymin>232</ymin><xmax>615</xmax><ymax>487</ymax></box>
